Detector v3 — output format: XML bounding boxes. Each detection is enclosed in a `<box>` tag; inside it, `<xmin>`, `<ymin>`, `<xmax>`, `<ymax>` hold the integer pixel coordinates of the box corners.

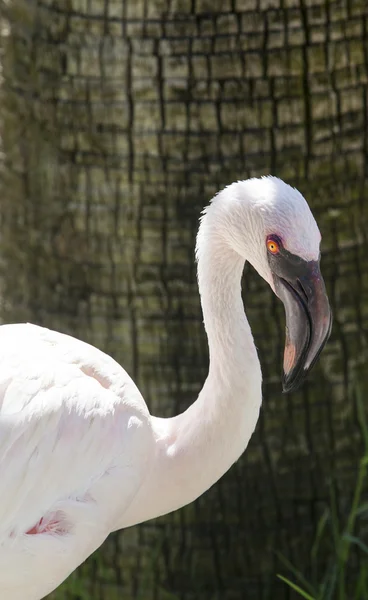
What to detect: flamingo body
<box><xmin>0</xmin><ymin>324</ymin><xmax>153</xmax><ymax>599</ymax></box>
<box><xmin>0</xmin><ymin>177</ymin><xmax>332</xmax><ymax>599</ymax></box>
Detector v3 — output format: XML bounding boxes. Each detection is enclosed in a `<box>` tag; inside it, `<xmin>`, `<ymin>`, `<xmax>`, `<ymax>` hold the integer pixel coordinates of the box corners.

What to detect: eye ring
<box><xmin>266</xmin><ymin>236</ymin><xmax>281</xmax><ymax>254</ymax></box>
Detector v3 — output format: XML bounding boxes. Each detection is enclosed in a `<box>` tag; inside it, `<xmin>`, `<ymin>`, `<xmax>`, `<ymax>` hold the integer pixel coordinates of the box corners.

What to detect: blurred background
<box><xmin>0</xmin><ymin>0</ymin><xmax>367</xmax><ymax>598</ymax></box>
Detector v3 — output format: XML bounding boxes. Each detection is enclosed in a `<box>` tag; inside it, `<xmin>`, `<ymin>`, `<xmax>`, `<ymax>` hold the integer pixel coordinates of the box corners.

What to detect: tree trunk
<box><xmin>0</xmin><ymin>0</ymin><xmax>367</xmax><ymax>598</ymax></box>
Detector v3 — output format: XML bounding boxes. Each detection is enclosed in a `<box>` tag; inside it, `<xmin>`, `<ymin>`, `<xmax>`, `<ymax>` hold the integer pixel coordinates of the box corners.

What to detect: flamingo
<box><xmin>0</xmin><ymin>176</ymin><xmax>331</xmax><ymax>599</ymax></box>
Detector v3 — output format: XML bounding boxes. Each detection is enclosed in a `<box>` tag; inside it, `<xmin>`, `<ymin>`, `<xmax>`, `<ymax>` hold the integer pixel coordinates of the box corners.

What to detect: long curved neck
<box><xmin>120</xmin><ymin>217</ymin><xmax>263</xmax><ymax>528</ymax></box>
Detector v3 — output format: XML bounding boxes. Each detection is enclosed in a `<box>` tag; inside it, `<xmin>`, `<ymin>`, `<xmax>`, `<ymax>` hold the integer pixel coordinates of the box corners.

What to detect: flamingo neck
<box><xmin>119</xmin><ymin>219</ymin><xmax>263</xmax><ymax>528</ymax></box>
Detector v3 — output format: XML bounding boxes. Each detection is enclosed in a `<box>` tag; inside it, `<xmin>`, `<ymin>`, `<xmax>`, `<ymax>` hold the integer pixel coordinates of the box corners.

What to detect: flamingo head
<box><xmin>210</xmin><ymin>176</ymin><xmax>332</xmax><ymax>392</ymax></box>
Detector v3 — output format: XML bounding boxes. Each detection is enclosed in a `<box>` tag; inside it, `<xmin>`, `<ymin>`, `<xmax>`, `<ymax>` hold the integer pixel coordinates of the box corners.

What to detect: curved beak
<box><xmin>271</xmin><ymin>257</ymin><xmax>332</xmax><ymax>393</ymax></box>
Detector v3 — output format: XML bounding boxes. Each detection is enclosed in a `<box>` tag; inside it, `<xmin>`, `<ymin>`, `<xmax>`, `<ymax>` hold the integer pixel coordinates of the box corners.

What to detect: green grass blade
<box><xmin>353</xmin><ymin>565</ymin><xmax>368</xmax><ymax>600</ymax></box>
<box><xmin>277</xmin><ymin>553</ymin><xmax>316</xmax><ymax>596</ymax></box>
<box><xmin>277</xmin><ymin>575</ymin><xmax>316</xmax><ymax>600</ymax></box>
<box><xmin>354</xmin><ymin>502</ymin><xmax>368</xmax><ymax>517</ymax></box>
<box><xmin>279</xmin><ymin>383</ymin><xmax>368</xmax><ymax>600</ymax></box>
<box><xmin>311</xmin><ymin>508</ymin><xmax>329</xmax><ymax>561</ymax></box>
<box><xmin>356</xmin><ymin>382</ymin><xmax>368</xmax><ymax>453</ymax></box>
<box><xmin>320</xmin><ymin>562</ymin><xmax>338</xmax><ymax>600</ymax></box>
<box><xmin>328</xmin><ymin>483</ymin><xmax>341</xmax><ymax>553</ymax></box>
<box><xmin>342</xmin><ymin>534</ymin><xmax>368</xmax><ymax>556</ymax></box>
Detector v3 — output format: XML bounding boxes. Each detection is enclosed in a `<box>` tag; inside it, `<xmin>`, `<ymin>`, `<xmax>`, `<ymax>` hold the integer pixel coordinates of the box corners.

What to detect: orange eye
<box><xmin>266</xmin><ymin>238</ymin><xmax>280</xmax><ymax>254</ymax></box>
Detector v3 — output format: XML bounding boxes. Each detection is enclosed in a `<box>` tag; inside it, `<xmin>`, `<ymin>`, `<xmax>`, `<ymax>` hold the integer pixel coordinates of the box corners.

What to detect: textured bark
<box><xmin>0</xmin><ymin>0</ymin><xmax>367</xmax><ymax>598</ymax></box>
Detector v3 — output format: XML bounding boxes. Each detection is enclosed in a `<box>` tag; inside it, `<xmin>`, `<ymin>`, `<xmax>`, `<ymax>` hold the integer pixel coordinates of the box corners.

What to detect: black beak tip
<box><xmin>282</xmin><ymin>382</ymin><xmax>291</xmax><ymax>394</ymax></box>
<box><xmin>282</xmin><ymin>381</ymin><xmax>293</xmax><ymax>394</ymax></box>
<box><xmin>282</xmin><ymin>371</ymin><xmax>305</xmax><ymax>394</ymax></box>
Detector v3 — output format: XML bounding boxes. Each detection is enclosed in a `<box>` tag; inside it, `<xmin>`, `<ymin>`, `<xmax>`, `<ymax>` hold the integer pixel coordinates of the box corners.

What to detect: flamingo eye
<box><xmin>266</xmin><ymin>237</ymin><xmax>281</xmax><ymax>254</ymax></box>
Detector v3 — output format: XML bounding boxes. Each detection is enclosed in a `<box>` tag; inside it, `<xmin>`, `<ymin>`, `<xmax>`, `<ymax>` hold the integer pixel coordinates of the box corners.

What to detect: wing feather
<box><xmin>0</xmin><ymin>323</ymin><xmax>153</xmax><ymax>537</ymax></box>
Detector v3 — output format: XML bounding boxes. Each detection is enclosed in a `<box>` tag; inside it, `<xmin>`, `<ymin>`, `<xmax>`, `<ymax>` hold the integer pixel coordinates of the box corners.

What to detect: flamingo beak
<box><xmin>270</xmin><ymin>255</ymin><xmax>332</xmax><ymax>393</ymax></box>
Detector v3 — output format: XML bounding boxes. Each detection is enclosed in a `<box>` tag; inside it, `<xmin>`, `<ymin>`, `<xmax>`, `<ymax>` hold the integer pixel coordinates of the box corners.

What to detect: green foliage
<box><xmin>278</xmin><ymin>382</ymin><xmax>368</xmax><ymax>599</ymax></box>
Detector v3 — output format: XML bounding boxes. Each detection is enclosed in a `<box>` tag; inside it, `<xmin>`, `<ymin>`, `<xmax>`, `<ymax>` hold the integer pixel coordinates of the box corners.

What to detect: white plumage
<box><xmin>0</xmin><ymin>177</ymin><xmax>330</xmax><ymax>599</ymax></box>
<box><xmin>0</xmin><ymin>324</ymin><xmax>153</xmax><ymax>598</ymax></box>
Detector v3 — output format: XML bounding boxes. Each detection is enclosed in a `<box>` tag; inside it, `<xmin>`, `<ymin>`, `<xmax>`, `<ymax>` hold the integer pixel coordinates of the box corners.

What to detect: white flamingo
<box><xmin>0</xmin><ymin>177</ymin><xmax>331</xmax><ymax>599</ymax></box>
